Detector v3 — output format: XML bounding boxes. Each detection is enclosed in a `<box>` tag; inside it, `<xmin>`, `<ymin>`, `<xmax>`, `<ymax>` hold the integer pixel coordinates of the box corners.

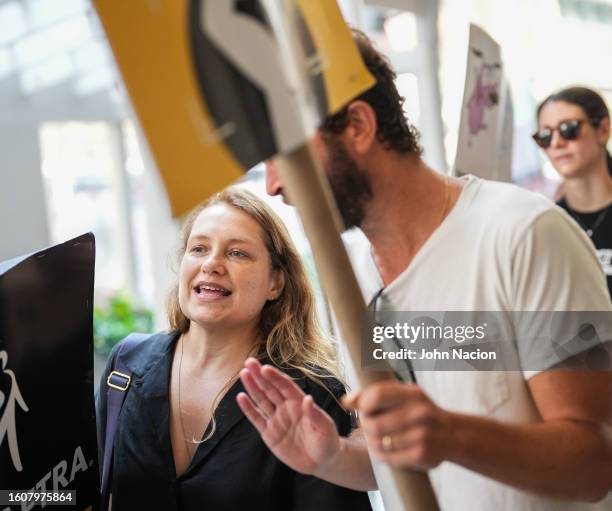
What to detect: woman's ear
<box><xmin>268</xmin><ymin>269</ymin><xmax>285</xmax><ymax>301</ymax></box>
<box><xmin>597</xmin><ymin>116</ymin><xmax>610</xmax><ymax>145</ymax></box>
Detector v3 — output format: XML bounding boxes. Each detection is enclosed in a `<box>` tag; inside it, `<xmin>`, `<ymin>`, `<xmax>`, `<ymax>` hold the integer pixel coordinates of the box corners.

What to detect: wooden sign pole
<box><xmin>275</xmin><ymin>143</ymin><xmax>440</xmax><ymax>511</ymax></box>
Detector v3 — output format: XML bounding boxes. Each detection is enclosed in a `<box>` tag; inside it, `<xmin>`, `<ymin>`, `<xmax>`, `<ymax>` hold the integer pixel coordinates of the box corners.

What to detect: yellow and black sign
<box><xmin>94</xmin><ymin>0</ymin><xmax>375</xmax><ymax>217</ymax></box>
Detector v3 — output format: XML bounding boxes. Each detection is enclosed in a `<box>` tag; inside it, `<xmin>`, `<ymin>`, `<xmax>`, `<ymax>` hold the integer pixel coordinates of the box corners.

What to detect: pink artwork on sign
<box><xmin>466</xmin><ymin>48</ymin><xmax>501</xmax><ymax>145</ymax></box>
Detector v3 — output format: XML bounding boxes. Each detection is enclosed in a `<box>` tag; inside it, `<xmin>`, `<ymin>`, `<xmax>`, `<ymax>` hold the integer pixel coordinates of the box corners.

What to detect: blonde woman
<box><xmin>96</xmin><ymin>188</ymin><xmax>372</xmax><ymax>511</ymax></box>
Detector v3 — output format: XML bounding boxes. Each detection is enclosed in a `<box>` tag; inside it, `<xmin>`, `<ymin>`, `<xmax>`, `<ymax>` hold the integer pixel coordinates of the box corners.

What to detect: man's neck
<box><xmin>360</xmin><ymin>154</ymin><xmax>462</xmax><ymax>286</ymax></box>
<box><xmin>564</xmin><ymin>163</ymin><xmax>612</xmax><ymax>212</ymax></box>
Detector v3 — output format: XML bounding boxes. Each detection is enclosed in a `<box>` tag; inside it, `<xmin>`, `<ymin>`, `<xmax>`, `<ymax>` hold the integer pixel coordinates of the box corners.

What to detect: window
<box><xmin>39</xmin><ymin>121</ymin><xmax>152</xmax><ymax>302</ymax></box>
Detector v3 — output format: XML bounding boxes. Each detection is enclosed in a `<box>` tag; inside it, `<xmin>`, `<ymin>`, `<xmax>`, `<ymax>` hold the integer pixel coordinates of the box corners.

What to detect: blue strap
<box><xmin>101</xmin><ymin>333</ymin><xmax>149</xmax><ymax>511</ymax></box>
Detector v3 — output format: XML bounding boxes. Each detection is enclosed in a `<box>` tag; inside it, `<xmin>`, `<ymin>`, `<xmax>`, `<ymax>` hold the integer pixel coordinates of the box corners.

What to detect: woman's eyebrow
<box><xmin>227</xmin><ymin>237</ymin><xmax>256</xmax><ymax>246</ymax></box>
<box><xmin>188</xmin><ymin>234</ymin><xmax>255</xmax><ymax>245</ymax></box>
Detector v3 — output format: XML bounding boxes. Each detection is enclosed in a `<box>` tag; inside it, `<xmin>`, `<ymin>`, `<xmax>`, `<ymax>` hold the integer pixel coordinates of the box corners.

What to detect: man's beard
<box><xmin>324</xmin><ymin>136</ymin><xmax>373</xmax><ymax>230</ymax></box>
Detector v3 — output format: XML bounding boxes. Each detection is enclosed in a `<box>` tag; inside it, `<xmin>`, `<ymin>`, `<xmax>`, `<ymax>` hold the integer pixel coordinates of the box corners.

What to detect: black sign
<box><xmin>0</xmin><ymin>234</ymin><xmax>98</xmax><ymax>511</ymax></box>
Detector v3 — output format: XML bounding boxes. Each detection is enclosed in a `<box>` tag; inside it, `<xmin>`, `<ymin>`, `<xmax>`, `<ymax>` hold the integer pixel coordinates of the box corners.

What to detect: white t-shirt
<box><xmin>340</xmin><ymin>175</ymin><xmax>612</xmax><ymax>511</ymax></box>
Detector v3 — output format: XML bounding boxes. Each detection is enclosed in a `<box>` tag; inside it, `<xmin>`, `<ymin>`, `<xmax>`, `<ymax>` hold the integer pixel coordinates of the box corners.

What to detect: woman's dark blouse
<box><xmin>96</xmin><ymin>331</ymin><xmax>373</xmax><ymax>511</ymax></box>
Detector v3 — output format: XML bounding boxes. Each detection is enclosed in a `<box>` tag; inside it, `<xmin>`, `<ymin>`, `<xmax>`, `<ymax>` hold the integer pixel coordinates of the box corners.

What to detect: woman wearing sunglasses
<box><xmin>535</xmin><ymin>86</ymin><xmax>612</xmax><ymax>297</ymax></box>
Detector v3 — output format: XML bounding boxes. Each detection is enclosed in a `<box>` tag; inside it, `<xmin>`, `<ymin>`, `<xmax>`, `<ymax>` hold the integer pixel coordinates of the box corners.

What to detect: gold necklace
<box><xmin>176</xmin><ymin>336</ymin><xmax>256</xmax><ymax>454</ymax></box>
<box><xmin>177</xmin><ymin>335</ymin><xmax>194</xmax><ymax>457</ymax></box>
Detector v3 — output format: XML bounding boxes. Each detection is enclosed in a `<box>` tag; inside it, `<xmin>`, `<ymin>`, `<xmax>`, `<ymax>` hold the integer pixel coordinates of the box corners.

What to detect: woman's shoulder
<box><xmin>272</xmin><ymin>362</ymin><xmax>347</xmax><ymax>404</ymax></box>
<box><xmin>304</xmin><ymin>365</ymin><xmax>347</xmax><ymax>399</ymax></box>
<box><xmin>106</xmin><ymin>330</ymin><xmax>178</xmax><ymax>377</ymax></box>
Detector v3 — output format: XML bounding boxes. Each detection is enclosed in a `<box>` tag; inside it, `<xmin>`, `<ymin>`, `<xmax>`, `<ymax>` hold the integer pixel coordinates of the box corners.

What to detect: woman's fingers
<box><xmin>302</xmin><ymin>395</ymin><xmax>336</xmax><ymax>431</ymax></box>
<box><xmin>259</xmin><ymin>363</ymin><xmax>306</xmax><ymax>401</ymax></box>
<box><xmin>236</xmin><ymin>392</ymin><xmax>267</xmax><ymax>432</ymax></box>
<box><xmin>244</xmin><ymin>358</ymin><xmax>302</xmax><ymax>406</ymax></box>
<box><xmin>239</xmin><ymin>368</ymin><xmax>276</xmax><ymax>417</ymax></box>
<box><xmin>241</xmin><ymin>359</ymin><xmax>338</xmax><ymax>437</ymax></box>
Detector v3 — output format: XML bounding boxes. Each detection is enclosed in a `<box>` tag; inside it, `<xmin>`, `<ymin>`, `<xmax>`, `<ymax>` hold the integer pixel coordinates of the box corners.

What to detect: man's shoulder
<box><xmin>465</xmin><ymin>177</ymin><xmax>559</xmax><ymax>235</ymax></box>
<box><xmin>470</xmin><ymin>177</ymin><xmax>553</xmax><ymax>216</ymax></box>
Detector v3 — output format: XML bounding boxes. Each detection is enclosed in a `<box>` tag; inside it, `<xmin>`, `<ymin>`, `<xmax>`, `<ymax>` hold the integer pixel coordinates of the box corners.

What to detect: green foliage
<box><xmin>93</xmin><ymin>294</ymin><xmax>153</xmax><ymax>355</ymax></box>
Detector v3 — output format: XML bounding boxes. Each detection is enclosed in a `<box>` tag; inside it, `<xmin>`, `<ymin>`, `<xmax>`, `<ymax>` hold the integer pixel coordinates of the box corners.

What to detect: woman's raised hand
<box><xmin>237</xmin><ymin>358</ymin><xmax>341</xmax><ymax>477</ymax></box>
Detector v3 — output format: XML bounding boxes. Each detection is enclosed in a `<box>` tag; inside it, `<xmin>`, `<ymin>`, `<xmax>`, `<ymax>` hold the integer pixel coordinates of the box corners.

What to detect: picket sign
<box><xmin>454</xmin><ymin>24</ymin><xmax>513</xmax><ymax>182</ymax></box>
<box><xmin>275</xmin><ymin>144</ymin><xmax>440</xmax><ymax>511</ymax></box>
<box><xmin>0</xmin><ymin>234</ymin><xmax>98</xmax><ymax>511</ymax></box>
<box><xmin>94</xmin><ymin>1</ymin><xmax>439</xmax><ymax>509</ymax></box>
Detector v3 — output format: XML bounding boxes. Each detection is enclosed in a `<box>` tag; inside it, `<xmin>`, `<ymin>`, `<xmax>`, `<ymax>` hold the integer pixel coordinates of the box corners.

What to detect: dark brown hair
<box><xmin>320</xmin><ymin>28</ymin><xmax>422</xmax><ymax>155</ymax></box>
<box><xmin>537</xmin><ymin>86</ymin><xmax>612</xmax><ymax>175</ymax></box>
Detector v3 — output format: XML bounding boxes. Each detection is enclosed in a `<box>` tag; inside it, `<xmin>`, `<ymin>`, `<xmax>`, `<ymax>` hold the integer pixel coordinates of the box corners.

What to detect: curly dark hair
<box><xmin>319</xmin><ymin>28</ymin><xmax>422</xmax><ymax>155</ymax></box>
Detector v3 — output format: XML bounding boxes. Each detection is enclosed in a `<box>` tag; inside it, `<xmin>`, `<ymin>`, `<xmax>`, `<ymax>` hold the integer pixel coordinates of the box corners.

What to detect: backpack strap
<box><xmin>101</xmin><ymin>333</ymin><xmax>150</xmax><ymax>511</ymax></box>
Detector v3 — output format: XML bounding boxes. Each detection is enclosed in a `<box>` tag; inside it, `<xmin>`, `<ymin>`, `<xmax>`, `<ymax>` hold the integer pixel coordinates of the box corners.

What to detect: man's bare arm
<box><xmin>354</xmin><ymin>371</ymin><xmax>612</xmax><ymax>502</ymax></box>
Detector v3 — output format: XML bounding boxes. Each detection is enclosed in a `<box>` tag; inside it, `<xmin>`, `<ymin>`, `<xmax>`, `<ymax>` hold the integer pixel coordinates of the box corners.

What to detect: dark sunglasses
<box><xmin>367</xmin><ymin>288</ymin><xmax>416</xmax><ymax>383</ymax></box>
<box><xmin>532</xmin><ymin>119</ymin><xmax>584</xmax><ymax>149</ymax></box>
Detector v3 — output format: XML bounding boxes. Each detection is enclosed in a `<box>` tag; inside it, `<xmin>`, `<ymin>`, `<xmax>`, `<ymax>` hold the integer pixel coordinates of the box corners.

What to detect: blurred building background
<box><xmin>1</xmin><ymin>0</ymin><xmax>611</xmax><ymax>337</ymax></box>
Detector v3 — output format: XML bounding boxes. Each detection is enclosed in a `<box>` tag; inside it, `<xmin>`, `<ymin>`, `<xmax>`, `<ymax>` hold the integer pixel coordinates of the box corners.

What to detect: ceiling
<box><xmin>0</xmin><ymin>0</ymin><xmax>116</xmax><ymax>96</ymax></box>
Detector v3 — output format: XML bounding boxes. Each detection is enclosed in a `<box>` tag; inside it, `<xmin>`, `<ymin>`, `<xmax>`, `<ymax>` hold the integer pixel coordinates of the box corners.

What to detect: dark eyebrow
<box><xmin>541</xmin><ymin>117</ymin><xmax>587</xmax><ymax>129</ymax></box>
